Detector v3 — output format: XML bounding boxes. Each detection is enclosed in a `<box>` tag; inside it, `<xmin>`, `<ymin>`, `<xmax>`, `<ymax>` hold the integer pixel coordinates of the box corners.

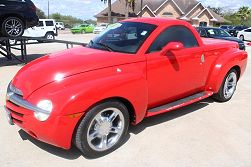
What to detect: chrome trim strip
<box><xmin>6</xmin><ymin>83</ymin><xmax>50</xmax><ymax>115</ymax></box>
<box><xmin>8</xmin><ymin>93</ymin><xmax>50</xmax><ymax>115</ymax></box>
<box><xmin>9</xmin><ymin>84</ymin><xmax>23</xmax><ymax>96</ymax></box>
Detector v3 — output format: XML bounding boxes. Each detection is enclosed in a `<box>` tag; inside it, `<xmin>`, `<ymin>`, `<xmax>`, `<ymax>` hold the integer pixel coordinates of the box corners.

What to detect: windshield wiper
<box><xmin>88</xmin><ymin>40</ymin><xmax>114</xmax><ymax>52</ymax></box>
<box><xmin>96</xmin><ymin>42</ymin><xmax>114</xmax><ymax>52</ymax></box>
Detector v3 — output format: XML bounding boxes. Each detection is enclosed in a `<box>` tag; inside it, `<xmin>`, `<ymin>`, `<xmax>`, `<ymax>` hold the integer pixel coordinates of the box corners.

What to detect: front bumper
<box><xmin>4</xmin><ymin>101</ymin><xmax>80</xmax><ymax>149</ymax></box>
<box><xmin>4</xmin><ymin>85</ymin><xmax>81</xmax><ymax>149</ymax></box>
<box><xmin>93</xmin><ymin>30</ymin><xmax>103</xmax><ymax>34</ymax></box>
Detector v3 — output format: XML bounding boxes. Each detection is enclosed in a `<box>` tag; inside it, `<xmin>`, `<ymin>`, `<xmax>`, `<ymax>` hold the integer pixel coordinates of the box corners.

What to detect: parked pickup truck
<box><xmin>4</xmin><ymin>18</ymin><xmax>248</xmax><ymax>158</ymax></box>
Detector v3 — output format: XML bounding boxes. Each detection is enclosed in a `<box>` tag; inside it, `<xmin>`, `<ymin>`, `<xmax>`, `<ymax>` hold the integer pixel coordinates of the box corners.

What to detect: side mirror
<box><xmin>161</xmin><ymin>42</ymin><xmax>184</xmax><ymax>56</ymax></box>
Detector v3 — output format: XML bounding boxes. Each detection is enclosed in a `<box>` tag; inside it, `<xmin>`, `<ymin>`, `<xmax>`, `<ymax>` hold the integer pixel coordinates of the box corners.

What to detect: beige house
<box><xmin>95</xmin><ymin>0</ymin><xmax>227</xmax><ymax>27</ymax></box>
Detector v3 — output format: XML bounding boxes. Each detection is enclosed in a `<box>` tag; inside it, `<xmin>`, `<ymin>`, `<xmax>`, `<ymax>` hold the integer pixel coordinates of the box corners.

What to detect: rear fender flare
<box><xmin>205</xmin><ymin>50</ymin><xmax>245</xmax><ymax>93</ymax></box>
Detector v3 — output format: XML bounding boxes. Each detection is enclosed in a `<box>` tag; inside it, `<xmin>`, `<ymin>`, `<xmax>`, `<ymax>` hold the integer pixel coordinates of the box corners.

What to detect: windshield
<box><xmin>206</xmin><ymin>28</ymin><xmax>231</xmax><ymax>37</ymax></box>
<box><xmin>88</xmin><ymin>22</ymin><xmax>157</xmax><ymax>54</ymax></box>
<box><xmin>73</xmin><ymin>25</ymin><xmax>81</xmax><ymax>28</ymax></box>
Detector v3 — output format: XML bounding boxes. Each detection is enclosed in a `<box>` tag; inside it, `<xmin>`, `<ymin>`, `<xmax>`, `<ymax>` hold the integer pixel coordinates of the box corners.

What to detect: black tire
<box><xmin>212</xmin><ymin>69</ymin><xmax>238</xmax><ymax>102</ymax></box>
<box><xmin>45</xmin><ymin>32</ymin><xmax>55</xmax><ymax>40</ymax></box>
<box><xmin>240</xmin><ymin>35</ymin><xmax>244</xmax><ymax>41</ymax></box>
<box><xmin>81</xmin><ymin>30</ymin><xmax>85</xmax><ymax>34</ymax></box>
<box><xmin>1</xmin><ymin>17</ymin><xmax>24</xmax><ymax>37</ymax></box>
<box><xmin>74</xmin><ymin>100</ymin><xmax>129</xmax><ymax>158</ymax></box>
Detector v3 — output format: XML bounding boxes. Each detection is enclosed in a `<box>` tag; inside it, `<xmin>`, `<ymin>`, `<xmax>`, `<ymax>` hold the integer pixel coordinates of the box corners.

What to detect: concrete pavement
<box><xmin>0</xmin><ymin>34</ymin><xmax>251</xmax><ymax>167</ymax></box>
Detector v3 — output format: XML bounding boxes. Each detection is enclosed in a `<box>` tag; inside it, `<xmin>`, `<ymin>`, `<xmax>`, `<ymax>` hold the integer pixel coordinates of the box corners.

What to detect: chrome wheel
<box><xmin>4</xmin><ymin>18</ymin><xmax>23</xmax><ymax>37</ymax></box>
<box><xmin>87</xmin><ymin>107</ymin><xmax>125</xmax><ymax>151</ymax></box>
<box><xmin>223</xmin><ymin>72</ymin><xmax>237</xmax><ymax>99</ymax></box>
<box><xmin>46</xmin><ymin>34</ymin><xmax>54</xmax><ymax>39</ymax></box>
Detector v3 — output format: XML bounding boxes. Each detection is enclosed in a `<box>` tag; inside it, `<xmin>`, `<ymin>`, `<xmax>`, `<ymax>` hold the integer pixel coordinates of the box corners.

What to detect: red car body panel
<box><xmin>4</xmin><ymin>18</ymin><xmax>248</xmax><ymax>149</ymax></box>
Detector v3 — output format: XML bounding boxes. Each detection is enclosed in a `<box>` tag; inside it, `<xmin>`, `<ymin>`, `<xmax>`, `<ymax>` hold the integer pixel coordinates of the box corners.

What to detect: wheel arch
<box><xmin>0</xmin><ymin>14</ymin><xmax>25</xmax><ymax>27</ymax></box>
<box><xmin>71</xmin><ymin>96</ymin><xmax>136</xmax><ymax>147</ymax></box>
<box><xmin>205</xmin><ymin>48</ymin><xmax>246</xmax><ymax>93</ymax></box>
<box><xmin>206</xmin><ymin>61</ymin><xmax>243</xmax><ymax>93</ymax></box>
<box><xmin>76</xmin><ymin>96</ymin><xmax>136</xmax><ymax>125</ymax></box>
<box><xmin>45</xmin><ymin>31</ymin><xmax>56</xmax><ymax>36</ymax></box>
<box><xmin>231</xmin><ymin>65</ymin><xmax>241</xmax><ymax>80</ymax></box>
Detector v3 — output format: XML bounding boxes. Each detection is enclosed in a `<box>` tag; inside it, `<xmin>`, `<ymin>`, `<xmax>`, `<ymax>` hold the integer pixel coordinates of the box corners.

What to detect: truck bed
<box><xmin>202</xmin><ymin>38</ymin><xmax>238</xmax><ymax>49</ymax></box>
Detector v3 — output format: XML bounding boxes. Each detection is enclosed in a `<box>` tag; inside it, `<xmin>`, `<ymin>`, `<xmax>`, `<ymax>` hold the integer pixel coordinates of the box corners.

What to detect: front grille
<box><xmin>7</xmin><ymin>107</ymin><xmax>24</xmax><ymax>117</ymax></box>
<box><xmin>6</xmin><ymin>105</ymin><xmax>24</xmax><ymax>125</ymax></box>
<box><xmin>6</xmin><ymin>83</ymin><xmax>50</xmax><ymax>124</ymax></box>
<box><xmin>6</xmin><ymin>83</ymin><xmax>26</xmax><ymax>125</ymax></box>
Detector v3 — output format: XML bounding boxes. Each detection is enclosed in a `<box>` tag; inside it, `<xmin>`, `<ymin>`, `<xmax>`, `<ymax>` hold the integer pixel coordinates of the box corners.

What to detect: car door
<box><xmin>79</xmin><ymin>25</ymin><xmax>85</xmax><ymax>32</ymax></box>
<box><xmin>23</xmin><ymin>20</ymin><xmax>44</xmax><ymax>37</ymax></box>
<box><xmin>85</xmin><ymin>25</ymin><xmax>91</xmax><ymax>32</ymax></box>
<box><xmin>44</xmin><ymin>20</ymin><xmax>55</xmax><ymax>36</ymax></box>
<box><xmin>146</xmin><ymin>25</ymin><xmax>205</xmax><ymax>108</ymax></box>
<box><xmin>244</xmin><ymin>28</ymin><xmax>251</xmax><ymax>41</ymax></box>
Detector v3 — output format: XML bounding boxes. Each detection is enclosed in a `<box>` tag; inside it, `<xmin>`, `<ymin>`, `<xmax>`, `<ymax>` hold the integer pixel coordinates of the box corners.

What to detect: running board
<box><xmin>146</xmin><ymin>91</ymin><xmax>214</xmax><ymax>117</ymax></box>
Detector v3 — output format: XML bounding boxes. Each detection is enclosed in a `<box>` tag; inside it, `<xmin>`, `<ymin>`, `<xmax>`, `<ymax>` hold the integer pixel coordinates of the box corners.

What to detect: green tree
<box><xmin>101</xmin><ymin>0</ymin><xmax>112</xmax><ymax>24</ymax></box>
<box><xmin>36</xmin><ymin>8</ymin><xmax>46</xmax><ymax>19</ymax></box>
<box><xmin>208</xmin><ymin>6</ymin><xmax>224</xmax><ymax>16</ymax></box>
<box><xmin>237</xmin><ymin>6</ymin><xmax>251</xmax><ymax>25</ymax></box>
<box><xmin>50</xmin><ymin>13</ymin><xmax>83</xmax><ymax>28</ymax></box>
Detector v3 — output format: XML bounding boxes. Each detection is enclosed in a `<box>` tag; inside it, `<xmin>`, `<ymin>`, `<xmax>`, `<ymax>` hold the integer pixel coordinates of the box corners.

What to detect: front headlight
<box><xmin>35</xmin><ymin>100</ymin><xmax>53</xmax><ymax>121</ymax></box>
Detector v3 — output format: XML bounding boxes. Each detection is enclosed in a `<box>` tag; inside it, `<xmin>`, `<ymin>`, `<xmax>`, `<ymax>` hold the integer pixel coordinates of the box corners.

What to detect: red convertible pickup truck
<box><xmin>4</xmin><ymin>18</ymin><xmax>247</xmax><ymax>158</ymax></box>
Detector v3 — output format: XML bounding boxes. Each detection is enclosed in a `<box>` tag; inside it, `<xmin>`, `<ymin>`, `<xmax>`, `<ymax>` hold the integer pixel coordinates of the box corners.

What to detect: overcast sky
<box><xmin>32</xmin><ymin>0</ymin><xmax>251</xmax><ymax>20</ymax></box>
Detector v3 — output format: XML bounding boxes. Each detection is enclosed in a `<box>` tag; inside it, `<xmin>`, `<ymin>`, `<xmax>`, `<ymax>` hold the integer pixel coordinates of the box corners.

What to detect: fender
<box><xmin>28</xmin><ymin>61</ymin><xmax>148</xmax><ymax>124</ymax></box>
<box><xmin>205</xmin><ymin>48</ymin><xmax>248</xmax><ymax>93</ymax></box>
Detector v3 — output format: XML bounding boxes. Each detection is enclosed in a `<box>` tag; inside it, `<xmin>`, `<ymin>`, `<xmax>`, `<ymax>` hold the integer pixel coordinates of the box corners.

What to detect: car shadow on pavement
<box><xmin>0</xmin><ymin>54</ymin><xmax>46</xmax><ymax>67</ymax></box>
<box><xmin>18</xmin><ymin>129</ymin><xmax>83</xmax><ymax>159</ymax></box>
<box><xmin>130</xmin><ymin>98</ymin><xmax>215</xmax><ymax>134</ymax></box>
<box><xmin>17</xmin><ymin>98</ymin><xmax>214</xmax><ymax>160</ymax></box>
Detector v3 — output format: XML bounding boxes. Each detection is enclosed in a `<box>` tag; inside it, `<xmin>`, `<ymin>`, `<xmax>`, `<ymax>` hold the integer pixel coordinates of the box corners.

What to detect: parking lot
<box><xmin>0</xmin><ymin>32</ymin><xmax>251</xmax><ymax>167</ymax></box>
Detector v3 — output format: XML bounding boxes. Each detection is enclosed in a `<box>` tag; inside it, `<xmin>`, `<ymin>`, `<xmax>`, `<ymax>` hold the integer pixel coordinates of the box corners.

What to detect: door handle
<box><xmin>201</xmin><ymin>54</ymin><xmax>205</xmax><ymax>63</ymax></box>
<box><xmin>0</xmin><ymin>4</ymin><xmax>6</xmax><ymax>7</ymax></box>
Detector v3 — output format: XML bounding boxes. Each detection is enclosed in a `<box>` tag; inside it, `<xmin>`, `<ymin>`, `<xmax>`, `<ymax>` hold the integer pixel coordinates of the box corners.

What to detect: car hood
<box><xmin>12</xmin><ymin>46</ymin><xmax>143</xmax><ymax>98</ymax></box>
<box><xmin>214</xmin><ymin>36</ymin><xmax>243</xmax><ymax>43</ymax></box>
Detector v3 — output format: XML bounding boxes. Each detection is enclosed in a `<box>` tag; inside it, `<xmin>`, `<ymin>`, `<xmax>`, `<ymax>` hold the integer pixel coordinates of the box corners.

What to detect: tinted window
<box><xmin>244</xmin><ymin>29</ymin><xmax>251</xmax><ymax>32</ymax></box>
<box><xmin>37</xmin><ymin>21</ymin><xmax>44</xmax><ymax>27</ymax></box>
<box><xmin>199</xmin><ymin>22</ymin><xmax>207</xmax><ymax>27</ymax></box>
<box><xmin>220</xmin><ymin>26</ymin><xmax>227</xmax><ymax>29</ymax></box>
<box><xmin>148</xmin><ymin>26</ymin><xmax>198</xmax><ymax>53</ymax></box>
<box><xmin>196</xmin><ymin>28</ymin><xmax>207</xmax><ymax>37</ymax></box>
<box><xmin>45</xmin><ymin>21</ymin><xmax>54</xmax><ymax>26</ymax></box>
<box><xmin>88</xmin><ymin>22</ymin><xmax>156</xmax><ymax>54</ymax></box>
<box><xmin>205</xmin><ymin>28</ymin><xmax>231</xmax><ymax>37</ymax></box>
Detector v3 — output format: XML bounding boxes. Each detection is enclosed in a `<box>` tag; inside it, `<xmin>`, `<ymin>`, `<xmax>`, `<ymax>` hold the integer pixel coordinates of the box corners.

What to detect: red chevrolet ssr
<box><xmin>4</xmin><ymin>18</ymin><xmax>248</xmax><ymax>157</ymax></box>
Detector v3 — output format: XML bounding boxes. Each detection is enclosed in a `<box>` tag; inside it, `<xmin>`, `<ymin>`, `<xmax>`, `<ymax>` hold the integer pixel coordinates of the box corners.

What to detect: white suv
<box><xmin>23</xmin><ymin>19</ymin><xmax>58</xmax><ymax>39</ymax></box>
<box><xmin>56</xmin><ymin>22</ymin><xmax>65</xmax><ymax>30</ymax></box>
<box><xmin>93</xmin><ymin>23</ymin><xmax>108</xmax><ymax>34</ymax></box>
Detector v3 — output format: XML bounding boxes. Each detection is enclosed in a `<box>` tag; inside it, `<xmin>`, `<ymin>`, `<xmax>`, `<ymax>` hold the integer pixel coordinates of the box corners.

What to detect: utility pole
<box><xmin>48</xmin><ymin>0</ymin><xmax>50</xmax><ymax>19</ymax></box>
<box><xmin>140</xmin><ymin>0</ymin><xmax>143</xmax><ymax>17</ymax></box>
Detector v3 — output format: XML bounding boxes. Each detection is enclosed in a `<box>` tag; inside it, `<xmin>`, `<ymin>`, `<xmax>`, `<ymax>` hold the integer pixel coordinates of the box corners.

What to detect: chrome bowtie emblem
<box><xmin>6</xmin><ymin>92</ymin><xmax>14</xmax><ymax>100</ymax></box>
